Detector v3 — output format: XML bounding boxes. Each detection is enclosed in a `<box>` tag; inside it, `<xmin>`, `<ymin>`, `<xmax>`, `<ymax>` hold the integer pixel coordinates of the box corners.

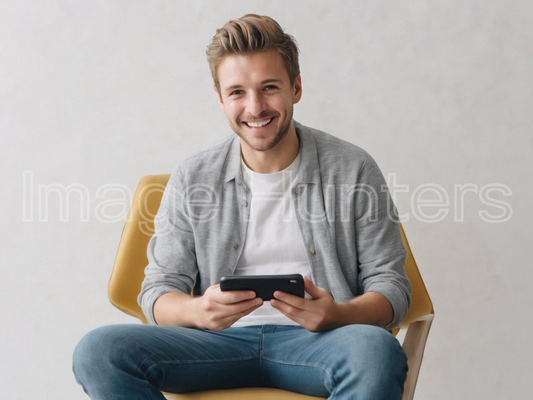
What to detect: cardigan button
<box><xmin>242</xmin><ymin>200</ymin><xmax>248</xmax><ymax>207</ymax></box>
<box><xmin>234</xmin><ymin>244</ymin><xmax>239</xmax><ymax>249</ymax></box>
<box><xmin>310</xmin><ymin>249</ymin><xmax>316</xmax><ymax>254</ymax></box>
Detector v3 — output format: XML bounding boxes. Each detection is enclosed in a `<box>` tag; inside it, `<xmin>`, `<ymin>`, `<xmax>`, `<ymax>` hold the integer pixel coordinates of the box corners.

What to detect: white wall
<box><xmin>2</xmin><ymin>1</ymin><xmax>532</xmax><ymax>398</ymax></box>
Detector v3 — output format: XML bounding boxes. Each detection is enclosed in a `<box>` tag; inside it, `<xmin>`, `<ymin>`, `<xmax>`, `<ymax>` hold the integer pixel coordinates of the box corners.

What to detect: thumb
<box><xmin>304</xmin><ymin>276</ymin><xmax>325</xmax><ymax>299</ymax></box>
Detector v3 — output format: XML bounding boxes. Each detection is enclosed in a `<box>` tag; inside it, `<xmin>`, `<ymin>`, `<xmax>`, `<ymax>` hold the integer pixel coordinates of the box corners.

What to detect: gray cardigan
<box><xmin>139</xmin><ymin>121</ymin><xmax>412</xmax><ymax>329</ymax></box>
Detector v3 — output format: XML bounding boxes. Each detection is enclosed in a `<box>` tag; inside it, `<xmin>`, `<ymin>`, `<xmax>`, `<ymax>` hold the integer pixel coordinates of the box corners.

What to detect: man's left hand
<box><xmin>270</xmin><ymin>276</ymin><xmax>344</xmax><ymax>332</ymax></box>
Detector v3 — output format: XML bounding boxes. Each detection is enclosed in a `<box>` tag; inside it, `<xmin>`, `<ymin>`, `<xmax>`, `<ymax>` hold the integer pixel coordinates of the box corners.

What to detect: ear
<box><xmin>214</xmin><ymin>85</ymin><xmax>225</xmax><ymax>113</ymax></box>
<box><xmin>293</xmin><ymin>75</ymin><xmax>302</xmax><ymax>104</ymax></box>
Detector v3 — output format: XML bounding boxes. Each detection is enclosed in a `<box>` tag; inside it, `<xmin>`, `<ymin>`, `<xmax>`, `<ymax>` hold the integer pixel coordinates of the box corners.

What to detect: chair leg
<box><xmin>401</xmin><ymin>315</ymin><xmax>434</xmax><ymax>400</ymax></box>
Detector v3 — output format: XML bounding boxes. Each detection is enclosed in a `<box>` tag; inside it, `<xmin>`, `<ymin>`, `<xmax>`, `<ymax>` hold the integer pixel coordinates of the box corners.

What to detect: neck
<box><xmin>241</xmin><ymin>125</ymin><xmax>300</xmax><ymax>174</ymax></box>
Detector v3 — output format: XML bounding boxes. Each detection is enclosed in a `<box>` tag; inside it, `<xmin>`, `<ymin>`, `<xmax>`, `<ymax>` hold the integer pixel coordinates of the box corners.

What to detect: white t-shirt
<box><xmin>232</xmin><ymin>152</ymin><xmax>312</xmax><ymax>327</ymax></box>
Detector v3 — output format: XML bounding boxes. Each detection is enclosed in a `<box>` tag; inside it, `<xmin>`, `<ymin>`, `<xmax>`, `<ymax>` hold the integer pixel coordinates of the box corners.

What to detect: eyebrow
<box><xmin>223</xmin><ymin>78</ymin><xmax>284</xmax><ymax>93</ymax></box>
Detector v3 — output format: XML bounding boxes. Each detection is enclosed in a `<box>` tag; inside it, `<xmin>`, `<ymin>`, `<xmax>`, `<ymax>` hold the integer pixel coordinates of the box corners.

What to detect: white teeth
<box><xmin>246</xmin><ymin>118</ymin><xmax>272</xmax><ymax>127</ymax></box>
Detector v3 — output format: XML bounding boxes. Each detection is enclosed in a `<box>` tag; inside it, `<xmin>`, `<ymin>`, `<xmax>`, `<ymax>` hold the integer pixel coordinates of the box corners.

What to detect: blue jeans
<box><xmin>73</xmin><ymin>324</ymin><xmax>407</xmax><ymax>400</ymax></box>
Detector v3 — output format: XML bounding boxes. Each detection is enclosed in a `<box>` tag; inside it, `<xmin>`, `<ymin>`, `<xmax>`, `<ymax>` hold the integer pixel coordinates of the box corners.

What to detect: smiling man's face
<box><xmin>216</xmin><ymin>48</ymin><xmax>302</xmax><ymax>156</ymax></box>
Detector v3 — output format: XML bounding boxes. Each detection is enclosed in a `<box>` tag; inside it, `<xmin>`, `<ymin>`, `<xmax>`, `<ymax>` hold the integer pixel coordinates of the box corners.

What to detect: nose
<box><xmin>245</xmin><ymin>90</ymin><xmax>267</xmax><ymax>117</ymax></box>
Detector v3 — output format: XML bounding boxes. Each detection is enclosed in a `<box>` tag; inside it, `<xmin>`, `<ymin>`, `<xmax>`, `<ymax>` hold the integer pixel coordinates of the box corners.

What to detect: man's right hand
<box><xmin>153</xmin><ymin>285</ymin><xmax>263</xmax><ymax>330</ymax></box>
<box><xmin>194</xmin><ymin>284</ymin><xmax>263</xmax><ymax>331</ymax></box>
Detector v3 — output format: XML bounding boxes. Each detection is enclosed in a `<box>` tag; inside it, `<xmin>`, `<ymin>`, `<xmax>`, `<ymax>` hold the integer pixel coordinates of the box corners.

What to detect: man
<box><xmin>73</xmin><ymin>14</ymin><xmax>412</xmax><ymax>400</ymax></box>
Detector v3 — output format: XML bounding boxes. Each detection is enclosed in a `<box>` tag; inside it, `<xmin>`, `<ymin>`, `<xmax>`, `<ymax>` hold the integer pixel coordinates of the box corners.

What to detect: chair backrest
<box><xmin>109</xmin><ymin>174</ymin><xmax>433</xmax><ymax>329</ymax></box>
<box><xmin>398</xmin><ymin>224</ymin><xmax>434</xmax><ymax>329</ymax></box>
<box><xmin>108</xmin><ymin>174</ymin><xmax>171</xmax><ymax>323</ymax></box>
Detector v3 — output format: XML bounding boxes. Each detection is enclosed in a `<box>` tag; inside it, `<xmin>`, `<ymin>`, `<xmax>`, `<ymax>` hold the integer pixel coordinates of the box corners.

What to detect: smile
<box><xmin>243</xmin><ymin>118</ymin><xmax>273</xmax><ymax>128</ymax></box>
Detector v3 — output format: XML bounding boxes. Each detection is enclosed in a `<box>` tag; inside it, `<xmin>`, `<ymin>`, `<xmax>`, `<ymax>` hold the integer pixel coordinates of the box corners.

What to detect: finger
<box><xmin>220</xmin><ymin>290</ymin><xmax>257</xmax><ymax>304</ymax></box>
<box><xmin>202</xmin><ymin>287</ymin><xmax>262</xmax><ymax>314</ymax></box>
<box><xmin>211</xmin><ymin>286</ymin><xmax>257</xmax><ymax>304</ymax></box>
<box><xmin>270</xmin><ymin>299</ymin><xmax>311</xmax><ymax>324</ymax></box>
<box><xmin>215</xmin><ymin>300</ymin><xmax>264</xmax><ymax>329</ymax></box>
<box><xmin>303</xmin><ymin>276</ymin><xmax>325</xmax><ymax>299</ymax></box>
<box><xmin>270</xmin><ymin>296</ymin><xmax>308</xmax><ymax>315</ymax></box>
<box><xmin>220</xmin><ymin>297</ymin><xmax>264</xmax><ymax>316</ymax></box>
<box><xmin>271</xmin><ymin>300</ymin><xmax>329</xmax><ymax>332</ymax></box>
<box><xmin>272</xmin><ymin>291</ymin><xmax>307</xmax><ymax>310</ymax></box>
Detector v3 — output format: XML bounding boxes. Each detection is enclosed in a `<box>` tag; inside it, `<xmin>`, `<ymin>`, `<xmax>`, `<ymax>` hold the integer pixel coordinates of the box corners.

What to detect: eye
<box><xmin>230</xmin><ymin>90</ymin><xmax>243</xmax><ymax>96</ymax></box>
<box><xmin>264</xmin><ymin>85</ymin><xmax>277</xmax><ymax>91</ymax></box>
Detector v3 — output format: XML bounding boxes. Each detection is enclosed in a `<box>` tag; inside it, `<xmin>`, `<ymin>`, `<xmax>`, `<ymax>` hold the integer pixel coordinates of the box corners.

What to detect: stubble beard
<box><xmin>233</xmin><ymin>106</ymin><xmax>294</xmax><ymax>152</ymax></box>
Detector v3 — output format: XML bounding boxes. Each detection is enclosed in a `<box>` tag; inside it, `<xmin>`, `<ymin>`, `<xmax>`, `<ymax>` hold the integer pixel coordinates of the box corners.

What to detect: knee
<box><xmin>340</xmin><ymin>325</ymin><xmax>402</xmax><ymax>353</ymax></box>
<box><xmin>328</xmin><ymin>325</ymin><xmax>407</xmax><ymax>399</ymax></box>
<box><xmin>72</xmin><ymin>325</ymin><xmax>132</xmax><ymax>384</ymax></box>
<box><xmin>335</xmin><ymin>325</ymin><xmax>407</xmax><ymax>382</ymax></box>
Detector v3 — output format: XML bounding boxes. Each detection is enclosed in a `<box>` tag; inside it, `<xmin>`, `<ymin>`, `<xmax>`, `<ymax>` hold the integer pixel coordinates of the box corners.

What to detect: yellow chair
<box><xmin>109</xmin><ymin>174</ymin><xmax>434</xmax><ymax>400</ymax></box>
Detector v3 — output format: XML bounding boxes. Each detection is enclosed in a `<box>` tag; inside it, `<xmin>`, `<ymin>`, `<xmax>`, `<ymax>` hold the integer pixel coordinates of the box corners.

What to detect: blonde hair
<box><xmin>206</xmin><ymin>14</ymin><xmax>300</xmax><ymax>93</ymax></box>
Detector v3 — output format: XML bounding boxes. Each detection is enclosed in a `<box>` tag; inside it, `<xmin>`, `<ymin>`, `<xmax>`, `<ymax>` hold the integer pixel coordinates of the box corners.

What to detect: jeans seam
<box><xmin>143</xmin><ymin>356</ymin><xmax>261</xmax><ymax>378</ymax></box>
<box><xmin>261</xmin><ymin>356</ymin><xmax>336</xmax><ymax>387</ymax></box>
<box><xmin>259</xmin><ymin>325</ymin><xmax>265</xmax><ymax>384</ymax></box>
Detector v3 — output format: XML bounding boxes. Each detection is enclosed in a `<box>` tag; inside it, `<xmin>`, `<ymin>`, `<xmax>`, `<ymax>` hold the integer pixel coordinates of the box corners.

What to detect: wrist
<box><xmin>185</xmin><ymin>295</ymin><xmax>205</xmax><ymax>329</ymax></box>
<box><xmin>331</xmin><ymin>301</ymin><xmax>355</xmax><ymax>329</ymax></box>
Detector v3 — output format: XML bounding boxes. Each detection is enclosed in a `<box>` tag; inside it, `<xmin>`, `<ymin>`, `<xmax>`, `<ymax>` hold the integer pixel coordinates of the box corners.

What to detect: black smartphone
<box><xmin>219</xmin><ymin>274</ymin><xmax>305</xmax><ymax>300</ymax></box>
